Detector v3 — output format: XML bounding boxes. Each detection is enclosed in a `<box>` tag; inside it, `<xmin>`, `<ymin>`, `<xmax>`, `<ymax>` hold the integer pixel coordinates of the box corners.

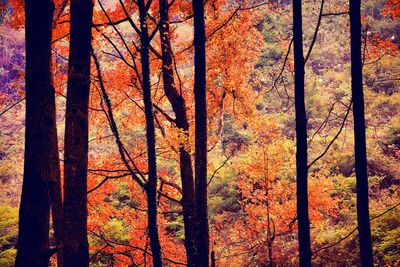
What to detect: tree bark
<box><xmin>63</xmin><ymin>0</ymin><xmax>93</xmax><ymax>266</ymax></box>
<box><xmin>192</xmin><ymin>0</ymin><xmax>209</xmax><ymax>266</ymax></box>
<box><xmin>158</xmin><ymin>0</ymin><xmax>197</xmax><ymax>265</ymax></box>
<box><xmin>349</xmin><ymin>0</ymin><xmax>374</xmax><ymax>266</ymax></box>
<box><xmin>138</xmin><ymin>0</ymin><xmax>163</xmax><ymax>265</ymax></box>
<box><xmin>51</xmin><ymin>5</ymin><xmax>66</xmax><ymax>265</ymax></box>
<box><xmin>16</xmin><ymin>1</ymin><xmax>60</xmax><ymax>266</ymax></box>
<box><xmin>292</xmin><ymin>0</ymin><xmax>312</xmax><ymax>266</ymax></box>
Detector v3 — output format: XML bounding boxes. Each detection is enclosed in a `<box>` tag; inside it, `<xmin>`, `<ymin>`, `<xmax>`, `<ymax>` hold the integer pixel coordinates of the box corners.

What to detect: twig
<box><xmin>308</xmin><ymin>101</ymin><xmax>352</xmax><ymax>168</ymax></box>
<box><xmin>271</xmin><ymin>38</ymin><xmax>293</xmax><ymax>91</ymax></box>
<box><xmin>0</xmin><ymin>98</ymin><xmax>25</xmax><ymax>117</ymax></box>
<box><xmin>207</xmin><ymin>156</ymin><xmax>232</xmax><ymax>186</ymax></box>
<box><xmin>304</xmin><ymin>0</ymin><xmax>324</xmax><ymax>64</ymax></box>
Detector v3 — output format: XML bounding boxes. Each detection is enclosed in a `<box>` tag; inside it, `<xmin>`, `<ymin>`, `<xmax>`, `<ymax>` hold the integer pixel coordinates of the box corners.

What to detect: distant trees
<box><xmin>292</xmin><ymin>0</ymin><xmax>312</xmax><ymax>266</ymax></box>
<box><xmin>192</xmin><ymin>0</ymin><xmax>209</xmax><ymax>266</ymax></box>
<box><xmin>63</xmin><ymin>0</ymin><xmax>93</xmax><ymax>266</ymax></box>
<box><xmin>349</xmin><ymin>0</ymin><xmax>374</xmax><ymax>266</ymax></box>
<box><xmin>15</xmin><ymin>0</ymin><xmax>61</xmax><ymax>266</ymax></box>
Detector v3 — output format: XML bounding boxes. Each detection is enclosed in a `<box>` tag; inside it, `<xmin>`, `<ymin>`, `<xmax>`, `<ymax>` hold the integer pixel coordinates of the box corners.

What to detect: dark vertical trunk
<box><xmin>192</xmin><ymin>0</ymin><xmax>209</xmax><ymax>266</ymax></box>
<box><xmin>158</xmin><ymin>0</ymin><xmax>197</xmax><ymax>265</ymax></box>
<box><xmin>349</xmin><ymin>1</ymin><xmax>374</xmax><ymax>266</ymax></box>
<box><xmin>292</xmin><ymin>0</ymin><xmax>312</xmax><ymax>266</ymax></box>
<box><xmin>16</xmin><ymin>1</ymin><xmax>59</xmax><ymax>266</ymax></box>
<box><xmin>51</xmin><ymin>5</ymin><xmax>68</xmax><ymax>265</ymax></box>
<box><xmin>63</xmin><ymin>0</ymin><xmax>93</xmax><ymax>266</ymax></box>
<box><xmin>51</xmin><ymin>172</ymin><xmax>63</xmax><ymax>267</ymax></box>
<box><xmin>50</xmin><ymin>12</ymin><xmax>64</xmax><ymax>266</ymax></box>
<box><xmin>138</xmin><ymin>0</ymin><xmax>163</xmax><ymax>266</ymax></box>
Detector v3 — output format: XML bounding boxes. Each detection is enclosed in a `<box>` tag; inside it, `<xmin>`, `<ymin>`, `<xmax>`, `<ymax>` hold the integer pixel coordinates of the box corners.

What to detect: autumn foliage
<box><xmin>0</xmin><ymin>0</ymin><xmax>399</xmax><ymax>266</ymax></box>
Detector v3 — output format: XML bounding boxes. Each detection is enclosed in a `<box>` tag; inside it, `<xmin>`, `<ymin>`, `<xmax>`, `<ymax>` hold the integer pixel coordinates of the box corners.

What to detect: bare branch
<box><xmin>312</xmin><ymin>202</ymin><xmax>400</xmax><ymax>256</ymax></box>
<box><xmin>0</xmin><ymin>98</ymin><xmax>25</xmax><ymax>117</ymax></box>
<box><xmin>304</xmin><ymin>0</ymin><xmax>324</xmax><ymax>64</ymax></box>
<box><xmin>308</xmin><ymin>101</ymin><xmax>352</xmax><ymax>168</ymax></box>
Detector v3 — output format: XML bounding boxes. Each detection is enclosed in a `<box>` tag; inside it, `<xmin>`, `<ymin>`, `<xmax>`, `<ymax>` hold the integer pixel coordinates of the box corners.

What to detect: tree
<box><xmin>292</xmin><ymin>0</ymin><xmax>312</xmax><ymax>265</ymax></box>
<box><xmin>158</xmin><ymin>0</ymin><xmax>197</xmax><ymax>264</ymax></box>
<box><xmin>138</xmin><ymin>0</ymin><xmax>163</xmax><ymax>265</ymax></box>
<box><xmin>15</xmin><ymin>0</ymin><xmax>61</xmax><ymax>266</ymax></box>
<box><xmin>63</xmin><ymin>0</ymin><xmax>93</xmax><ymax>266</ymax></box>
<box><xmin>349</xmin><ymin>0</ymin><xmax>374</xmax><ymax>265</ymax></box>
<box><xmin>193</xmin><ymin>0</ymin><xmax>209</xmax><ymax>265</ymax></box>
<box><xmin>50</xmin><ymin>3</ymin><xmax>69</xmax><ymax>266</ymax></box>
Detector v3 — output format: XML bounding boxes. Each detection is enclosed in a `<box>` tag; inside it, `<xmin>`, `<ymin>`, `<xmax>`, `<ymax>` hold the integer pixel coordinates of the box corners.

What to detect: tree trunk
<box><xmin>51</xmin><ymin>4</ymin><xmax>68</xmax><ymax>265</ymax></box>
<box><xmin>16</xmin><ymin>1</ymin><xmax>60</xmax><ymax>266</ymax></box>
<box><xmin>192</xmin><ymin>0</ymin><xmax>209</xmax><ymax>266</ymax></box>
<box><xmin>138</xmin><ymin>0</ymin><xmax>163</xmax><ymax>265</ymax></box>
<box><xmin>349</xmin><ymin>1</ymin><xmax>374</xmax><ymax>266</ymax></box>
<box><xmin>292</xmin><ymin>0</ymin><xmax>312</xmax><ymax>266</ymax></box>
<box><xmin>51</xmin><ymin>172</ymin><xmax>63</xmax><ymax>267</ymax></box>
<box><xmin>158</xmin><ymin>0</ymin><xmax>197</xmax><ymax>265</ymax></box>
<box><xmin>50</xmin><ymin>9</ymin><xmax>65</xmax><ymax>266</ymax></box>
<box><xmin>63</xmin><ymin>0</ymin><xmax>93</xmax><ymax>266</ymax></box>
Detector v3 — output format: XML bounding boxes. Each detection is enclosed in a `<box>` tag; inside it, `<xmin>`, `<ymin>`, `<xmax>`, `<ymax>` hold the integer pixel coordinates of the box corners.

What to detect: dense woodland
<box><xmin>0</xmin><ymin>0</ymin><xmax>399</xmax><ymax>266</ymax></box>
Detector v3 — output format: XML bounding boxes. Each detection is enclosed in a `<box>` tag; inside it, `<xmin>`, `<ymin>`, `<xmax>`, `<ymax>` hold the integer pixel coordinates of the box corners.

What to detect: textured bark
<box><xmin>158</xmin><ymin>0</ymin><xmax>197</xmax><ymax>265</ymax></box>
<box><xmin>349</xmin><ymin>0</ymin><xmax>374</xmax><ymax>266</ymax></box>
<box><xmin>63</xmin><ymin>0</ymin><xmax>93</xmax><ymax>266</ymax></box>
<box><xmin>293</xmin><ymin>0</ymin><xmax>312</xmax><ymax>266</ymax></box>
<box><xmin>138</xmin><ymin>0</ymin><xmax>163</xmax><ymax>265</ymax></box>
<box><xmin>16</xmin><ymin>1</ymin><xmax>60</xmax><ymax>266</ymax></box>
<box><xmin>192</xmin><ymin>0</ymin><xmax>209</xmax><ymax>266</ymax></box>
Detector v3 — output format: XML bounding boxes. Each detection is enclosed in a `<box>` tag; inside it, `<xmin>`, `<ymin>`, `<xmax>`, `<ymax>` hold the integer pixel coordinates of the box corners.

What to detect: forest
<box><xmin>0</xmin><ymin>0</ymin><xmax>399</xmax><ymax>266</ymax></box>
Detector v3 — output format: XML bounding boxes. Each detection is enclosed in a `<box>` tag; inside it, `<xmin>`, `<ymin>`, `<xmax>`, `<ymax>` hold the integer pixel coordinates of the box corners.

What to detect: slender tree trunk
<box><xmin>349</xmin><ymin>1</ymin><xmax>374</xmax><ymax>266</ymax></box>
<box><xmin>158</xmin><ymin>0</ymin><xmax>197</xmax><ymax>265</ymax></box>
<box><xmin>50</xmin><ymin>4</ymin><xmax>69</xmax><ymax>265</ymax></box>
<box><xmin>50</xmin><ymin>8</ymin><xmax>65</xmax><ymax>266</ymax></box>
<box><xmin>138</xmin><ymin>0</ymin><xmax>163</xmax><ymax>265</ymax></box>
<box><xmin>51</xmin><ymin>172</ymin><xmax>63</xmax><ymax>267</ymax></box>
<box><xmin>293</xmin><ymin>0</ymin><xmax>312</xmax><ymax>266</ymax></box>
<box><xmin>16</xmin><ymin>1</ymin><xmax>60</xmax><ymax>266</ymax></box>
<box><xmin>192</xmin><ymin>0</ymin><xmax>209</xmax><ymax>266</ymax></box>
<box><xmin>63</xmin><ymin>0</ymin><xmax>93</xmax><ymax>266</ymax></box>
<box><xmin>211</xmin><ymin>250</ymin><xmax>216</xmax><ymax>267</ymax></box>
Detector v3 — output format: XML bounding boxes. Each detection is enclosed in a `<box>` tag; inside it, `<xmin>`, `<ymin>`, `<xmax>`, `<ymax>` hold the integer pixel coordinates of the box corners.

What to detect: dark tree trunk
<box><xmin>51</xmin><ymin>172</ymin><xmax>63</xmax><ymax>267</ymax></box>
<box><xmin>192</xmin><ymin>0</ymin><xmax>209</xmax><ymax>266</ymax></box>
<box><xmin>158</xmin><ymin>0</ymin><xmax>197</xmax><ymax>265</ymax></box>
<box><xmin>63</xmin><ymin>0</ymin><xmax>93</xmax><ymax>266</ymax></box>
<box><xmin>50</xmin><ymin>5</ymin><xmax>68</xmax><ymax>265</ymax></box>
<box><xmin>50</xmin><ymin>12</ymin><xmax>64</xmax><ymax>266</ymax></box>
<box><xmin>138</xmin><ymin>0</ymin><xmax>163</xmax><ymax>265</ymax></box>
<box><xmin>349</xmin><ymin>1</ymin><xmax>374</xmax><ymax>266</ymax></box>
<box><xmin>292</xmin><ymin>0</ymin><xmax>312</xmax><ymax>266</ymax></box>
<box><xmin>16</xmin><ymin>1</ymin><xmax>60</xmax><ymax>266</ymax></box>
